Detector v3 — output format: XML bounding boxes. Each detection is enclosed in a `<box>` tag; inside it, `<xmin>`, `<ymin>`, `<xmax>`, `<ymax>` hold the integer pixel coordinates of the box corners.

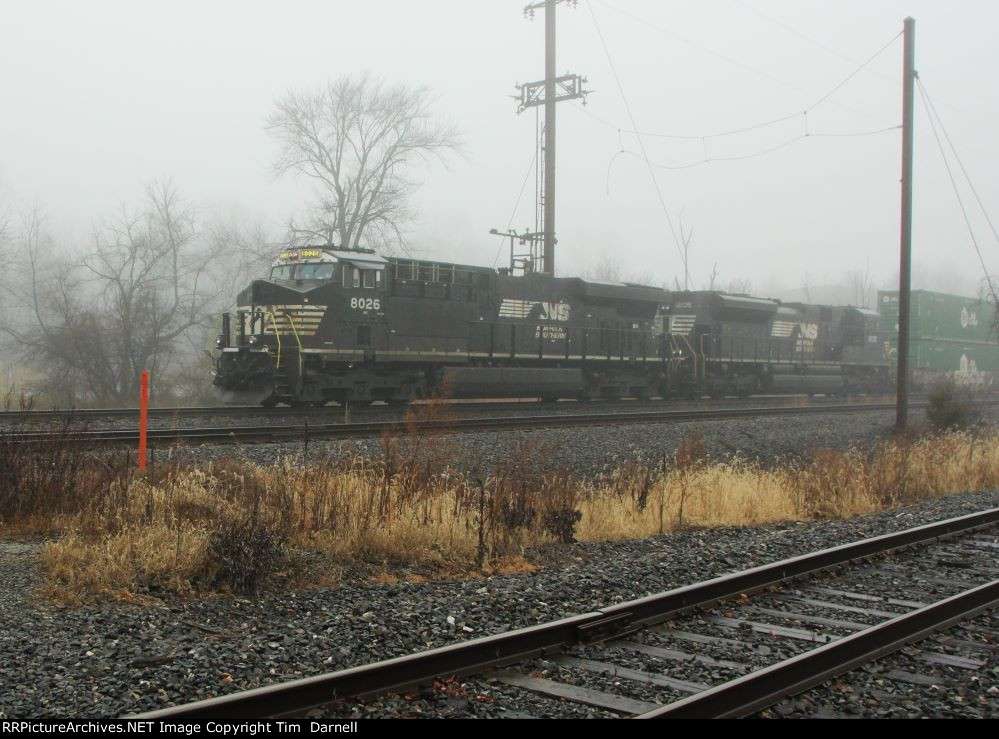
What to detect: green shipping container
<box><xmin>908</xmin><ymin>338</ymin><xmax>999</xmax><ymax>374</ymax></box>
<box><xmin>879</xmin><ymin>290</ymin><xmax>997</xmax><ymax>345</ymax></box>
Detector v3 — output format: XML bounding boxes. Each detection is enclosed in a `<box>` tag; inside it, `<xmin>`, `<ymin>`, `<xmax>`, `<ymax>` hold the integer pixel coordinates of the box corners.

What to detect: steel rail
<box><xmin>7</xmin><ymin>402</ymin><xmax>921</xmax><ymax>446</ymax></box>
<box><xmin>0</xmin><ymin>401</ymin><xmax>547</xmax><ymax>421</ymax></box>
<box><xmin>131</xmin><ymin>507</ymin><xmax>999</xmax><ymax>720</ymax></box>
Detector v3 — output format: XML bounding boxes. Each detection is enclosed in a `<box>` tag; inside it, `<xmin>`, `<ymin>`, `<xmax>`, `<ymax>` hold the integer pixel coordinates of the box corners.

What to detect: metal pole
<box><xmin>543</xmin><ymin>0</ymin><xmax>557</xmax><ymax>276</ymax></box>
<box><xmin>138</xmin><ymin>370</ymin><xmax>149</xmax><ymax>471</ymax></box>
<box><xmin>896</xmin><ymin>17</ymin><xmax>916</xmax><ymax>431</ymax></box>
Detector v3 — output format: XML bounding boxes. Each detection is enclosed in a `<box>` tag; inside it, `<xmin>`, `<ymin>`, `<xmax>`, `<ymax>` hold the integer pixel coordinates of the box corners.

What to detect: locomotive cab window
<box><xmin>296</xmin><ymin>263</ymin><xmax>335</xmax><ymax>281</ymax></box>
<box><xmin>271</xmin><ymin>265</ymin><xmax>294</xmax><ymax>281</ymax></box>
<box><xmin>343</xmin><ymin>266</ymin><xmax>361</xmax><ymax>289</ymax></box>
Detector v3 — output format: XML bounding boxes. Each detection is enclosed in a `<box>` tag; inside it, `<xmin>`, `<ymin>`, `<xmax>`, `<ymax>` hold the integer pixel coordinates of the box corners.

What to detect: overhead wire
<box><xmin>612</xmin><ymin>123</ymin><xmax>901</xmax><ymax>172</ymax></box>
<box><xmin>915</xmin><ymin>78</ymin><xmax>999</xmax><ymax>304</ymax></box>
<box><xmin>732</xmin><ymin>0</ymin><xmax>896</xmax><ymax>84</ymax></box>
<box><xmin>594</xmin><ymin>0</ymin><xmax>898</xmax><ymax>123</ymax></box>
<box><xmin>731</xmin><ymin>0</ymin><xmax>999</xmax><ymax>131</ymax></box>
<box><xmin>592</xmin><ymin>0</ymin><xmax>810</xmax><ymax>97</ymax></box>
<box><xmin>492</xmin><ymin>146</ymin><xmax>539</xmax><ymax>269</ymax></box>
<box><xmin>917</xmin><ymin>78</ymin><xmax>999</xmax><ymax>251</ymax></box>
<box><xmin>573</xmin><ymin>28</ymin><xmax>901</xmax><ymax>142</ymax></box>
<box><xmin>586</xmin><ymin>0</ymin><xmax>685</xmax><ymax>270</ymax></box>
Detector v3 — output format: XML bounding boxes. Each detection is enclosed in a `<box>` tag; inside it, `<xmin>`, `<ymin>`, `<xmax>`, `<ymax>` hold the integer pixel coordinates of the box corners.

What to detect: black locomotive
<box><xmin>212</xmin><ymin>245</ymin><xmax>891</xmax><ymax>405</ymax></box>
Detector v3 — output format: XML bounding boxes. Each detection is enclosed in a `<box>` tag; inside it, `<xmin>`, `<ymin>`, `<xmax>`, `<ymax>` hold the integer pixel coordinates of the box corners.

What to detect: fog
<box><xmin>2</xmin><ymin>0</ymin><xmax>998</xmax><ymax>298</ymax></box>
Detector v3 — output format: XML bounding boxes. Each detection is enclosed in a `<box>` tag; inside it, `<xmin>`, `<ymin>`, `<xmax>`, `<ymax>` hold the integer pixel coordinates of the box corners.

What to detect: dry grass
<box><xmin>580</xmin><ymin>431</ymin><xmax>999</xmax><ymax>542</ymax></box>
<box><xmin>0</xmin><ymin>423</ymin><xmax>131</xmax><ymax>532</ymax></box>
<box><xmin>4</xmin><ymin>422</ymin><xmax>998</xmax><ymax>604</ymax></box>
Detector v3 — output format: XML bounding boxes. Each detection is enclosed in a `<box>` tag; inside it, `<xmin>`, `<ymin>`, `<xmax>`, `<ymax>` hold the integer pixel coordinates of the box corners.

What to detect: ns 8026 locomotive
<box><xmin>212</xmin><ymin>245</ymin><xmax>890</xmax><ymax>406</ymax></box>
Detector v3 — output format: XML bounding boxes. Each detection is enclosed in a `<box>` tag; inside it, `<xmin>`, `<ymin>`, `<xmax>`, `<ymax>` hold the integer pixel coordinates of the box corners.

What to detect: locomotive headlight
<box><xmin>215</xmin><ymin>335</ymin><xmax>224</xmax><ymax>348</ymax></box>
<box><xmin>248</xmin><ymin>336</ymin><xmax>259</xmax><ymax>346</ymax></box>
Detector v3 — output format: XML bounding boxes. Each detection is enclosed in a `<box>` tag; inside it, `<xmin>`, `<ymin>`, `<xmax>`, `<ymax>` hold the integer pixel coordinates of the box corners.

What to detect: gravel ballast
<box><xmin>1</xmin><ymin>489</ymin><xmax>997</xmax><ymax>718</ymax></box>
<box><xmin>11</xmin><ymin>402</ymin><xmax>995</xmax><ymax>481</ymax></box>
<box><xmin>150</xmin><ymin>405</ymin><xmax>998</xmax><ymax>479</ymax></box>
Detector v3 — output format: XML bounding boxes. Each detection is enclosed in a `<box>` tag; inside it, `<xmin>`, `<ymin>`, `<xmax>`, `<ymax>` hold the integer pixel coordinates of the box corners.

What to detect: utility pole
<box><xmin>896</xmin><ymin>17</ymin><xmax>916</xmax><ymax>431</ymax></box>
<box><xmin>517</xmin><ymin>0</ymin><xmax>587</xmax><ymax>276</ymax></box>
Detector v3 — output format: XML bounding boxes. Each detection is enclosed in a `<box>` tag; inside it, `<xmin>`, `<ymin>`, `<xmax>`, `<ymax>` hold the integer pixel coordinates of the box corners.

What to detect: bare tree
<box><xmin>977</xmin><ymin>274</ymin><xmax>999</xmax><ymax>342</ymax></box>
<box><xmin>0</xmin><ymin>199</ymin><xmax>11</xmax><ymax>275</ymax></box>
<box><xmin>204</xmin><ymin>217</ymin><xmax>277</xmax><ymax>291</ymax></box>
<box><xmin>726</xmin><ymin>278</ymin><xmax>753</xmax><ymax>295</ymax></box>
<box><xmin>678</xmin><ymin>214</ymin><xmax>694</xmax><ymax>290</ymax></box>
<box><xmin>9</xmin><ymin>183</ymin><xmax>233</xmax><ymax>406</ymax></box>
<box><xmin>266</xmin><ymin>73</ymin><xmax>460</xmax><ymax>250</ymax></box>
<box><xmin>0</xmin><ymin>209</ymin><xmax>9</xmax><ymax>254</ymax></box>
<box><xmin>706</xmin><ymin>263</ymin><xmax>720</xmax><ymax>291</ymax></box>
<box><xmin>800</xmin><ymin>272</ymin><xmax>814</xmax><ymax>304</ymax></box>
<box><xmin>847</xmin><ymin>264</ymin><xmax>875</xmax><ymax>308</ymax></box>
<box><xmin>587</xmin><ymin>252</ymin><xmax>623</xmax><ymax>282</ymax></box>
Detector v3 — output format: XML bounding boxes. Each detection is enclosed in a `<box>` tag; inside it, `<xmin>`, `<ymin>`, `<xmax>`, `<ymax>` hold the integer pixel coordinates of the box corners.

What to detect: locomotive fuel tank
<box><xmin>443</xmin><ymin>367</ymin><xmax>585</xmax><ymax>398</ymax></box>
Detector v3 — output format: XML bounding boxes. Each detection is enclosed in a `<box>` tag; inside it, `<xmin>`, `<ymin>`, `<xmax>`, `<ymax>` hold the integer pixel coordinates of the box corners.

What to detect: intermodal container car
<box><xmin>879</xmin><ymin>290</ymin><xmax>995</xmax><ymax>343</ymax></box>
<box><xmin>879</xmin><ymin>290</ymin><xmax>998</xmax><ymax>389</ymax></box>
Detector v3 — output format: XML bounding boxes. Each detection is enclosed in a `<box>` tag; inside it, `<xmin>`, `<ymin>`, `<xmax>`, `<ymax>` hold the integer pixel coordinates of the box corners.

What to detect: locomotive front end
<box><xmin>212</xmin><ymin>247</ymin><xmax>337</xmax><ymax>406</ymax></box>
<box><xmin>212</xmin><ymin>245</ymin><xmax>393</xmax><ymax>406</ymax></box>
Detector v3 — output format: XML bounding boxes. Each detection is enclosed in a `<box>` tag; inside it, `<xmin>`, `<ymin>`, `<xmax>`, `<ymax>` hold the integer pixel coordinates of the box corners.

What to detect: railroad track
<box><xmin>0</xmin><ymin>399</ymin><xmax>570</xmax><ymax>422</ymax></box>
<box><xmin>134</xmin><ymin>508</ymin><xmax>999</xmax><ymax>719</ymax></box>
<box><xmin>5</xmin><ymin>401</ymin><xmax>926</xmax><ymax>446</ymax></box>
<box><xmin>0</xmin><ymin>394</ymin><xmax>898</xmax><ymax>423</ymax></box>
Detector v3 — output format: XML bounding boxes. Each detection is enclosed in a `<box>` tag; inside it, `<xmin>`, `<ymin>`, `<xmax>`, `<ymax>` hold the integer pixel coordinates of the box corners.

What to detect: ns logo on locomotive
<box><xmin>212</xmin><ymin>244</ymin><xmax>891</xmax><ymax>407</ymax></box>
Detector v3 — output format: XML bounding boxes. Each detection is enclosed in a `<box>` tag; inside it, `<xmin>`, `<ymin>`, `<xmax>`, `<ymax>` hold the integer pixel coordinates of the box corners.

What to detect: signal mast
<box><xmin>492</xmin><ymin>0</ymin><xmax>588</xmax><ymax>276</ymax></box>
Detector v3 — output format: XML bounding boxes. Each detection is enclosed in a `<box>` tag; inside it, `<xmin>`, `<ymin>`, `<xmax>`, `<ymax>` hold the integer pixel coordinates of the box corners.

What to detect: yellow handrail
<box><xmin>677</xmin><ymin>334</ymin><xmax>697</xmax><ymax>365</ymax></box>
<box><xmin>699</xmin><ymin>333</ymin><xmax>710</xmax><ymax>382</ymax></box>
<box><xmin>265</xmin><ymin>311</ymin><xmax>282</xmax><ymax>370</ymax></box>
<box><xmin>281</xmin><ymin>311</ymin><xmax>305</xmax><ymax>376</ymax></box>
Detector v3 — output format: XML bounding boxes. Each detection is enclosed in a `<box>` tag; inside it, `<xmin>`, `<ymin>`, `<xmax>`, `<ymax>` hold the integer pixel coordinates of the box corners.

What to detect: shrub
<box><xmin>926</xmin><ymin>380</ymin><xmax>979</xmax><ymax>432</ymax></box>
<box><xmin>203</xmin><ymin>518</ymin><xmax>287</xmax><ymax>594</ymax></box>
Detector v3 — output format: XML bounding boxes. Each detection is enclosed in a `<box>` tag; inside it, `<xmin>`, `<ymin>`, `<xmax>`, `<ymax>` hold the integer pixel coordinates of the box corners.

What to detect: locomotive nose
<box><xmin>237</xmin><ymin>279</ymin><xmax>300</xmax><ymax>305</ymax></box>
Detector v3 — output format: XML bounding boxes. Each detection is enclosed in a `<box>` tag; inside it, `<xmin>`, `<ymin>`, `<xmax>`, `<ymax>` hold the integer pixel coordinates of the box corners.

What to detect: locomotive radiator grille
<box><xmin>771</xmin><ymin>320</ymin><xmax>796</xmax><ymax>338</ymax></box>
<box><xmin>498</xmin><ymin>299</ymin><xmax>538</xmax><ymax>319</ymax></box>
<box><xmin>669</xmin><ymin>315</ymin><xmax>696</xmax><ymax>336</ymax></box>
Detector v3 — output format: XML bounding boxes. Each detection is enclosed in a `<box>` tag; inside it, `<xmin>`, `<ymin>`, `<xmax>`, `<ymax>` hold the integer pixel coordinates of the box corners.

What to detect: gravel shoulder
<box><xmin>1</xmin><ymin>489</ymin><xmax>997</xmax><ymax>718</ymax></box>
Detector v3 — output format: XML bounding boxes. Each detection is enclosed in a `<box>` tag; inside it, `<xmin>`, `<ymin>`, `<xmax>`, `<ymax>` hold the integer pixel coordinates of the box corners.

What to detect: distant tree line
<box><xmin>0</xmin><ymin>73</ymin><xmax>458</xmax><ymax>407</ymax></box>
<box><xmin>2</xmin><ymin>183</ymin><xmax>268</xmax><ymax>406</ymax></box>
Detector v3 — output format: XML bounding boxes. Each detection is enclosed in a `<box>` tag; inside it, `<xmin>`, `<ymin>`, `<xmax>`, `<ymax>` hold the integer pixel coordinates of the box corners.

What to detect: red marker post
<box><xmin>138</xmin><ymin>371</ymin><xmax>149</xmax><ymax>470</ymax></box>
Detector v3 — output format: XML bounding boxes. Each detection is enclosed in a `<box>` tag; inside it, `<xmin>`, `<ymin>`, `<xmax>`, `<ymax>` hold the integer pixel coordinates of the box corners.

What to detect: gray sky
<box><xmin>2</xmin><ymin>0</ymin><xmax>998</xmax><ymax>297</ymax></box>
